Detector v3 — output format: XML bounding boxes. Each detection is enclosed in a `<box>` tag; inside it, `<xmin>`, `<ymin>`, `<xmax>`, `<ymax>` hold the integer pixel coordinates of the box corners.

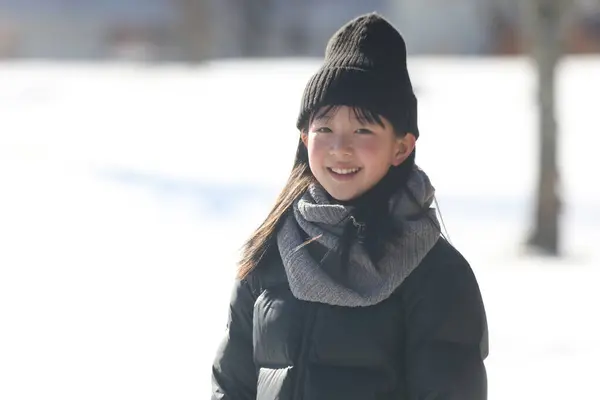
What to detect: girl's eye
<box><xmin>356</xmin><ymin>128</ymin><xmax>373</xmax><ymax>134</ymax></box>
<box><xmin>315</xmin><ymin>127</ymin><xmax>332</xmax><ymax>133</ymax></box>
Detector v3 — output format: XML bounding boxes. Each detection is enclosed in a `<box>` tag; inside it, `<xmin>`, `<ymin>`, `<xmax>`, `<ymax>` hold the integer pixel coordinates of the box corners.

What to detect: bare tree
<box><xmin>526</xmin><ymin>0</ymin><xmax>571</xmax><ymax>254</ymax></box>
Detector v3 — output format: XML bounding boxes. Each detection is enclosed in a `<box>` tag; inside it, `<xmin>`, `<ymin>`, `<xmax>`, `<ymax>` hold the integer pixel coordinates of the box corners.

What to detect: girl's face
<box><xmin>301</xmin><ymin>106</ymin><xmax>415</xmax><ymax>201</ymax></box>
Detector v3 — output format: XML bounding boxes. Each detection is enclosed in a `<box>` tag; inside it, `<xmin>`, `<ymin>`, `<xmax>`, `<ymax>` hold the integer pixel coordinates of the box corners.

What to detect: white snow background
<box><xmin>1</xmin><ymin>57</ymin><xmax>599</xmax><ymax>399</ymax></box>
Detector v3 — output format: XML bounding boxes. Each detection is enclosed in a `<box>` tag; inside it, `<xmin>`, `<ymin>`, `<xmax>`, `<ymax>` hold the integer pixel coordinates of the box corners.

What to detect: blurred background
<box><xmin>0</xmin><ymin>0</ymin><xmax>600</xmax><ymax>62</ymax></box>
<box><xmin>1</xmin><ymin>1</ymin><xmax>599</xmax><ymax>399</ymax></box>
<box><xmin>0</xmin><ymin>0</ymin><xmax>599</xmax><ymax>60</ymax></box>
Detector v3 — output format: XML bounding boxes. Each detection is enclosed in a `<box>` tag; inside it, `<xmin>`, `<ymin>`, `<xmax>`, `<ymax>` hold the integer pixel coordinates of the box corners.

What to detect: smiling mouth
<box><xmin>327</xmin><ymin>167</ymin><xmax>362</xmax><ymax>177</ymax></box>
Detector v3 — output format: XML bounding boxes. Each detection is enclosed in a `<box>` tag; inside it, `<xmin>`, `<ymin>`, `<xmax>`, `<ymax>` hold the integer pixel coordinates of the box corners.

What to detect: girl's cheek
<box><xmin>311</xmin><ymin>135</ymin><xmax>332</xmax><ymax>150</ymax></box>
<box><xmin>354</xmin><ymin>139</ymin><xmax>379</xmax><ymax>154</ymax></box>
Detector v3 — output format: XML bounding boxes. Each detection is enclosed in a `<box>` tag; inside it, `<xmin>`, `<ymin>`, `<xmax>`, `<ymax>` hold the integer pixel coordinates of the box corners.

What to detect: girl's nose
<box><xmin>329</xmin><ymin>134</ymin><xmax>353</xmax><ymax>157</ymax></box>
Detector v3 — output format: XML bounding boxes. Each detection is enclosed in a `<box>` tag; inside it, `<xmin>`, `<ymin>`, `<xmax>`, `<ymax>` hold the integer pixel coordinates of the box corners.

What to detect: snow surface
<box><xmin>0</xmin><ymin>57</ymin><xmax>599</xmax><ymax>399</ymax></box>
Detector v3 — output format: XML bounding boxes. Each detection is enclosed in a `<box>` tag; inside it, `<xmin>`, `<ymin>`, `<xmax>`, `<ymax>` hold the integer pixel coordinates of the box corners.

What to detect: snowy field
<box><xmin>0</xmin><ymin>57</ymin><xmax>599</xmax><ymax>399</ymax></box>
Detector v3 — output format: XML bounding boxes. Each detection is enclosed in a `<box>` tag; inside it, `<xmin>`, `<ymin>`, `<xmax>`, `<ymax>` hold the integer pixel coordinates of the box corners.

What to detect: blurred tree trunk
<box><xmin>176</xmin><ymin>0</ymin><xmax>213</xmax><ymax>62</ymax></box>
<box><xmin>527</xmin><ymin>0</ymin><xmax>570</xmax><ymax>254</ymax></box>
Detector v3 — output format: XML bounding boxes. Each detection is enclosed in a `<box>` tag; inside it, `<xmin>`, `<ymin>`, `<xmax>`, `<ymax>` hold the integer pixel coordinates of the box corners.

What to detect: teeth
<box><xmin>331</xmin><ymin>167</ymin><xmax>360</xmax><ymax>175</ymax></box>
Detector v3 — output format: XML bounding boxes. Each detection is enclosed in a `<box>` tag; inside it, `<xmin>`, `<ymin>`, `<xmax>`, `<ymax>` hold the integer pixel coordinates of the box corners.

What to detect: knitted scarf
<box><xmin>276</xmin><ymin>166</ymin><xmax>440</xmax><ymax>307</ymax></box>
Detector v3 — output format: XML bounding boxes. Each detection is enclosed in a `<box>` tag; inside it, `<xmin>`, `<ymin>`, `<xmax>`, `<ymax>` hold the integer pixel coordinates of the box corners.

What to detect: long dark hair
<box><xmin>237</xmin><ymin>106</ymin><xmax>415</xmax><ymax>279</ymax></box>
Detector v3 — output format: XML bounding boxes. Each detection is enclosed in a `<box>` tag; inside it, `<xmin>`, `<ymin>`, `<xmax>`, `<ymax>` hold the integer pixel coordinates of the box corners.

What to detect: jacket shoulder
<box><xmin>426</xmin><ymin>237</ymin><xmax>470</xmax><ymax>267</ymax></box>
<box><xmin>420</xmin><ymin>237</ymin><xmax>472</xmax><ymax>277</ymax></box>
<box><xmin>401</xmin><ymin>237</ymin><xmax>479</xmax><ymax>302</ymax></box>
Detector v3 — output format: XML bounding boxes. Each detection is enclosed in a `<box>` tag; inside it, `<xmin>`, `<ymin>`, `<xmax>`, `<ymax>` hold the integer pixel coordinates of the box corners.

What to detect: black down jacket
<box><xmin>211</xmin><ymin>238</ymin><xmax>488</xmax><ymax>400</ymax></box>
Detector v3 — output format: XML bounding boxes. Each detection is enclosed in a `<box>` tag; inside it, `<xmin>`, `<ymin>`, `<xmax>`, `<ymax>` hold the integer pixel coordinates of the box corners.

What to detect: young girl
<box><xmin>211</xmin><ymin>12</ymin><xmax>488</xmax><ymax>400</ymax></box>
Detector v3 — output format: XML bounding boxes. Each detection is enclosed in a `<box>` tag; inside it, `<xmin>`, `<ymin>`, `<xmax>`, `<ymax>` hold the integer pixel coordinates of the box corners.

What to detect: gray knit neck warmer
<box><xmin>276</xmin><ymin>166</ymin><xmax>440</xmax><ymax>307</ymax></box>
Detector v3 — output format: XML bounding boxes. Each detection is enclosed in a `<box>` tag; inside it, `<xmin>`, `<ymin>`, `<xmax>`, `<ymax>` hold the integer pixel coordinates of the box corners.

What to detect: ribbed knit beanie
<box><xmin>296</xmin><ymin>12</ymin><xmax>419</xmax><ymax>138</ymax></box>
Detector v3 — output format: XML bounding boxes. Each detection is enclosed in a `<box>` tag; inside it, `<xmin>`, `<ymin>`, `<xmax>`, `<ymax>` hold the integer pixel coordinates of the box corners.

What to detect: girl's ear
<box><xmin>301</xmin><ymin>131</ymin><xmax>308</xmax><ymax>147</ymax></box>
<box><xmin>391</xmin><ymin>133</ymin><xmax>416</xmax><ymax>166</ymax></box>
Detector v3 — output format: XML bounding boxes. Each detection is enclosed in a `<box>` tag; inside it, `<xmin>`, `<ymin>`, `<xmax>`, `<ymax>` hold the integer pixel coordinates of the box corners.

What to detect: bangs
<box><xmin>310</xmin><ymin>105</ymin><xmax>386</xmax><ymax>128</ymax></box>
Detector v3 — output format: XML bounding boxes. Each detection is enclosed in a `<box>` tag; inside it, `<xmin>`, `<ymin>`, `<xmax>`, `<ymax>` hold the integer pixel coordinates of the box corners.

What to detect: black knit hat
<box><xmin>297</xmin><ymin>12</ymin><xmax>419</xmax><ymax>138</ymax></box>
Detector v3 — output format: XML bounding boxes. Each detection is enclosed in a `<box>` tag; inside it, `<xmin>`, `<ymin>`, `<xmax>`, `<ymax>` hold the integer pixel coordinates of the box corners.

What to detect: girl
<box><xmin>211</xmin><ymin>12</ymin><xmax>488</xmax><ymax>400</ymax></box>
